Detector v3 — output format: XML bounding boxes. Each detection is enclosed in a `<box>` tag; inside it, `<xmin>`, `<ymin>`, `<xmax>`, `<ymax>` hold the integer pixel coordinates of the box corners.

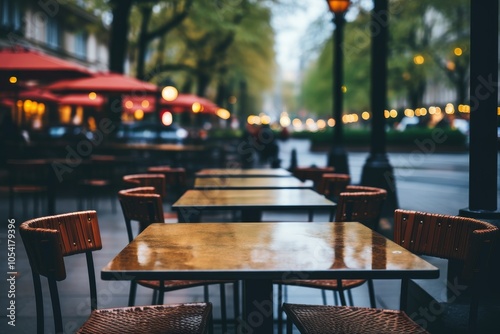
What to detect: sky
<box><xmin>271</xmin><ymin>2</ymin><xmax>327</xmax><ymax>73</ymax></box>
<box><xmin>271</xmin><ymin>1</ymin><xmax>370</xmax><ymax>74</ymax></box>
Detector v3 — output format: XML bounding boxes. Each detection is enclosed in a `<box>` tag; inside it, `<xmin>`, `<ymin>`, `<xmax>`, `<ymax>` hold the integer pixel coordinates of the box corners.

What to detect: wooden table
<box><xmin>172</xmin><ymin>188</ymin><xmax>336</xmax><ymax>222</ymax></box>
<box><xmin>194</xmin><ymin>176</ymin><xmax>313</xmax><ymax>190</ymax></box>
<box><xmin>195</xmin><ymin>168</ymin><xmax>292</xmax><ymax>178</ymax></box>
<box><xmin>101</xmin><ymin>222</ymin><xmax>439</xmax><ymax>334</ymax></box>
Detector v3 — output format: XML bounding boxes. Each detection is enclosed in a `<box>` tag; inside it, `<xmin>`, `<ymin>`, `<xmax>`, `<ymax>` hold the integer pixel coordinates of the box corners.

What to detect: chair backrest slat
<box><xmin>20</xmin><ymin>210</ymin><xmax>103</xmax><ymax>334</ymax></box>
<box><xmin>118</xmin><ymin>187</ymin><xmax>164</xmax><ymax>241</ymax></box>
<box><xmin>20</xmin><ymin>211</ymin><xmax>102</xmax><ymax>280</ymax></box>
<box><xmin>123</xmin><ymin>174</ymin><xmax>166</xmax><ymax>199</ymax></box>
<box><xmin>335</xmin><ymin>186</ymin><xmax>387</xmax><ymax>230</ymax></box>
<box><xmin>393</xmin><ymin>209</ymin><xmax>498</xmax><ymax>283</ymax></box>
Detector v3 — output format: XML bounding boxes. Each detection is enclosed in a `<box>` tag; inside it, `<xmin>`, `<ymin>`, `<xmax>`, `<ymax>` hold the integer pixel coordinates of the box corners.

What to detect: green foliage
<box><xmin>298</xmin><ymin>128</ymin><xmax>467</xmax><ymax>148</ymax></box>
<box><xmin>208</xmin><ymin>128</ymin><xmax>243</xmax><ymax>139</ymax></box>
<box><xmin>299</xmin><ymin>0</ymin><xmax>471</xmax><ymax>116</ymax></box>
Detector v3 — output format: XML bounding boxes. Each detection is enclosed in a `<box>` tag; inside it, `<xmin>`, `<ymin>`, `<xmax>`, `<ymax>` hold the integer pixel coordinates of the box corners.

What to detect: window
<box><xmin>75</xmin><ymin>31</ymin><xmax>87</xmax><ymax>59</ymax></box>
<box><xmin>1</xmin><ymin>0</ymin><xmax>21</xmax><ymax>30</ymax></box>
<box><xmin>46</xmin><ymin>17</ymin><xmax>59</xmax><ymax>49</ymax></box>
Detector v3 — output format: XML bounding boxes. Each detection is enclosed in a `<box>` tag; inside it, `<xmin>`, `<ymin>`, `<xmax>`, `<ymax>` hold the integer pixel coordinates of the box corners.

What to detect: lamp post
<box><xmin>326</xmin><ymin>0</ymin><xmax>350</xmax><ymax>174</ymax></box>
<box><xmin>360</xmin><ymin>0</ymin><xmax>398</xmax><ymax>216</ymax></box>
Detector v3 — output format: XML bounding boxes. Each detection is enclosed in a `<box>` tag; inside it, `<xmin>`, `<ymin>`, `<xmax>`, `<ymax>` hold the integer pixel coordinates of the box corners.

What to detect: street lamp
<box><xmin>326</xmin><ymin>0</ymin><xmax>350</xmax><ymax>174</ymax></box>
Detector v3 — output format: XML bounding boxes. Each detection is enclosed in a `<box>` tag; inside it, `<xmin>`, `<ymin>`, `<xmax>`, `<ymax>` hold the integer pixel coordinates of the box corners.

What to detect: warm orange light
<box><xmin>134</xmin><ymin>109</ymin><xmax>144</xmax><ymax>120</ymax></box>
<box><xmin>414</xmin><ymin>55</ymin><xmax>425</xmax><ymax>65</ymax></box>
<box><xmin>326</xmin><ymin>0</ymin><xmax>351</xmax><ymax>14</ymax></box>
<box><xmin>141</xmin><ymin>99</ymin><xmax>150</xmax><ymax>108</ymax></box>
<box><xmin>88</xmin><ymin>92</ymin><xmax>97</xmax><ymax>100</ymax></box>
<box><xmin>9</xmin><ymin>76</ymin><xmax>17</xmax><ymax>84</ymax></box>
<box><xmin>161</xmin><ymin>86</ymin><xmax>178</xmax><ymax>101</ymax></box>
<box><xmin>124</xmin><ymin>100</ymin><xmax>134</xmax><ymax>109</ymax></box>
<box><xmin>192</xmin><ymin>102</ymin><xmax>202</xmax><ymax>113</ymax></box>
<box><xmin>216</xmin><ymin>108</ymin><xmax>231</xmax><ymax>120</ymax></box>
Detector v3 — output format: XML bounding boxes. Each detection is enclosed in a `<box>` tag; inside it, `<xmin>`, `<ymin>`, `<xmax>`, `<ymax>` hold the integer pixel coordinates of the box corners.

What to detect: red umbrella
<box><xmin>46</xmin><ymin>72</ymin><xmax>158</xmax><ymax>95</ymax></box>
<box><xmin>0</xmin><ymin>47</ymin><xmax>92</xmax><ymax>82</ymax></box>
<box><xmin>163</xmin><ymin>93</ymin><xmax>219</xmax><ymax>113</ymax></box>
<box><xmin>58</xmin><ymin>93</ymin><xmax>104</xmax><ymax>107</ymax></box>
<box><xmin>122</xmin><ymin>93</ymin><xmax>220</xmax><ymax>114</ymax></box>
<box><xmin>18</xmin><ymin>88</ymin><xmax>60</xmax><ymax>103</ymax></box>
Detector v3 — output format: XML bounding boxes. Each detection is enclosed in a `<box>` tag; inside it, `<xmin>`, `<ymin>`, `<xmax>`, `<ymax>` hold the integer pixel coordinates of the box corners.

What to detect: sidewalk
<box><xmin>1</xmin><ymin>139</ymin><xmax>498</xmax><ymax>333</ymax></box>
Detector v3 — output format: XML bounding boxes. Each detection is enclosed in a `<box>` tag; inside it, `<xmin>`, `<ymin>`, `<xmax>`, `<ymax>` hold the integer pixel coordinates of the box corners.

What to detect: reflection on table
<box><xmin>101</xmin><ymin>222</ymin><xmax>439</xmax><ymax>333</ymax></box>
<box><xmin>194</xmin><ymin>176</ymin><xmax>313</xmax><ymax>190</ymax></box>
<box><xmin>172</xmin><ymin>188</ymin><xmax>336</xmax><ymax>222</ymax></box>
<box><xmin>195</xmin><ymin>168</ymin><xmax>292</xmax><ymax>178</ymax></box>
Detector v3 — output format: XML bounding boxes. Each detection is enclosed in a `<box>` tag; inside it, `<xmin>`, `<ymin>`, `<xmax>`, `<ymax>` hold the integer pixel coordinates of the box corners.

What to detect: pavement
<box><xmin>0</xmin><ymin>138</ymin><xmax>499</xmax><ymax>333</ymax></box>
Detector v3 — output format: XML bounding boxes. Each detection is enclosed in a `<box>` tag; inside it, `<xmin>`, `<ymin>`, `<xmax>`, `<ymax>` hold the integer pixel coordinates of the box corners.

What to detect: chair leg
<box><xmin>204</xmin><ymin>285</ymin><xmax>209</xmax><ymax>301</ymax></box>
<box><xmin>151</xmin><ymin>289</ymin><xmax>158</xmax><ymax>305</ymax></box>
<box><xmin>286</xmin><ymin>315</ymin><xmax>293</xmax><ymax>334</ymax></box>
<box><xmin>157</xmin><ymin>281</ymin><xmax>165</xmax><ymax>304</ymax></box>
<box><xmin>128</xmin><ymin>281</ymin><xmax>137</xmax><ymax>306</ymax></box>
<box><xmin>233</xmin><ymin>281</ymin><xmax>240</xmax><ymax>326</ymax></box>
<box><xmin>347</xmin><ymin>289</ymin><xmax>354</xmax><ymax>306</ymax></box>
<box><xmin>277</xmin><ymin>284</ymin><xmax>283</xmax><ymax>334</ymax></box>
<box><xmin>337</xmin><ymin>279</ymin><xmax>347</xmax><ymax>306</ymax></box>
<box><xmin>368</xmin><ymin>279</ymin><xmax>376</xmax><ymax>308</ymax></box>
<box><xmin>321</xmin><ymin>289</ymin><xmax>327</xmax><ymax>305</ymax></box>
<box><xmin>219</xmin><ymin>284</ymin><xmax>227</xmax><ymax>333</ymax></box>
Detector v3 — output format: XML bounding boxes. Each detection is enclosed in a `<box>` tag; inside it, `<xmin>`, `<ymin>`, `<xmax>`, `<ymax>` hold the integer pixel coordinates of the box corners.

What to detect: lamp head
<box><xmin>326</xmin><ymin>0</ymin><xmax>351</xmax><ymax>15</ymax></box>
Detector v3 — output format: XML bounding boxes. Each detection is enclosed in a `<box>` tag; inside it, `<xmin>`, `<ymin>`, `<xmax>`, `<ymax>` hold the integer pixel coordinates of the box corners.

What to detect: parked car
<box><xmin>114</xmin><ymin>122</ymin><xmax>189</xmax><ymax>144</ymax></box>
<box><xmin>395</xmin><ymin>117</ymin><xmax>420</xmax><ymax>131</ymax></box>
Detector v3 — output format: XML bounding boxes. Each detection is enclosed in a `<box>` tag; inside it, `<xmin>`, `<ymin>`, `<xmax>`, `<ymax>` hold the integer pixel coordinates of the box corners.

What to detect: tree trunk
<box><xmin>108</xmin><ymin>0</ymin><xmax>133</xmax><ymax>74</ymax></box>
<box><xmin>136</xmin><ymin>7</ymin><xmax>152</xmax><ymax>80</ymax></box>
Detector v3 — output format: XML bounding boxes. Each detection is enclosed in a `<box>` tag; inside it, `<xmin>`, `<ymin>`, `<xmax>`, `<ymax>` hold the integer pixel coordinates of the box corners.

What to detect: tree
<box><xmin>108</xmin><ymin>0</ymin><xmax>134</xmax><ymax>74</ymax></box>
<box><xmin>135</xmin><ymin>0</ymin><xmax>193</xmax><ymax>80</ymax></box>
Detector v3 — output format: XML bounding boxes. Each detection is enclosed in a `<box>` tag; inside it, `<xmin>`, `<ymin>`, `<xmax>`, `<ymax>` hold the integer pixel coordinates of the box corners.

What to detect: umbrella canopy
<box><xmin>58</xmin><ymin>93</ymin><xmax>104</xmax><ymax>107</ymax></box>
<box><xmin>18</xmin><ymin>88</ymin><xmax>60</xmax><ymax>103</ymax></box>
<box><xmin>165</xmin><ymin>93</ymin><xmax>219</xmax><ymax>113</ymax></box>
<box><xmin>0</xmin><ymin>47</ymin><xmax>92</xmax><ymax>82</ymax></box>
<box><xmin>122</xmin><ymin>93</ymin><xmax>220</xmax><ymax>114</ymax></box>
<box><xmin>46</xmin><ymin>72</ymin><xmax>158</xmax><ymax>94</ymax></box>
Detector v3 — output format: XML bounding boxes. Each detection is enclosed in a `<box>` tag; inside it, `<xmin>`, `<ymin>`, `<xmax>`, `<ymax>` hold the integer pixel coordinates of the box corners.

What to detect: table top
<box><xmin>195</xmin><ymin>168</ymin><xmax>292</xmax><ymax>177</ymax></box>
<box><xmin>101</xmin><ymin>222</ymin><xmax>439</xmax><ymax>281</ymax></box>
<box><xmin>102</xmin><ymin>143</ymin><xmax>206</xmax><ymax>152</ymax></box>
<box><xmin>194</xmin><ymin>177</ymin><xmax>313</xmax><ymax>190</ymax></box>
<box><xmin>172</xmin><ymin>188</ymin><xmax>336</xmax><ymax>210</ymax></box>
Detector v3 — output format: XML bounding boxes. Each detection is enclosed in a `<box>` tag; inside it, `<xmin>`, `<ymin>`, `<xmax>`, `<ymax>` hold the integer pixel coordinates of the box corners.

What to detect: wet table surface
<box><xmin>172</xmin><ymin>188</ymin><xmax>336</xmax><ymax>222</ymax></box>
<box><xmin>194</xmin><ymin>176</ymin><xmax>313</xmax><ymax>189</ymax></box>
<box><xmin>101</xmin><ymin>222</ymin><xmax>439</xmax><ymax>333</ymax></box>
<box><xmin>195</xmin><ymin>168</ymin><xmax>293</xmax><ymax>178</ymax></box>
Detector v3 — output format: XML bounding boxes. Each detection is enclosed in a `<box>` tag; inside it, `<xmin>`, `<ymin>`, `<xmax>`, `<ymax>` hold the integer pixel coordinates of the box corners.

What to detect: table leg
<box><xmin>240</xmin><ymin>279</ymin><xmax>274</xmax><ymax>334</ymax></box>
<box><xmin>241</xmin><ymin>209</ymin><xmax>262</xmax><ymax>222</ymax></box>
<box><xmin>176</xmin><ymin>208</ymin><xmax>201</xmax><ymax>222</ymax></box>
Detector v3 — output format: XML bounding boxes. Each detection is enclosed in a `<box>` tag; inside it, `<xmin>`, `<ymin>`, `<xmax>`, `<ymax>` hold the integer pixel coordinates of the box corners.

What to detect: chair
<box><xmin>7</xmin><ymin>159</ymin><xmax>50</xmax><ymax>217</ymax></box>
<box><xmin>19</xmin><ymin>210</ymin><xmax>213</xmax><ymax>334</ymax></box>
<box><xmin>146</xmin><ymin>166</ymin><xmax>187</xmax><ymax>203</ymax></box>
<box><xmin>122</xmin><ymin>173</ymin><xmax>166</xmax><ymax>199</ymax></box>
<box><xmin>78</xmin><ymin>155</ymin><xmax>117</xmax><ymax>213</ymax></box>
<box><xmin>282</xmin><ymin>209</ymin><xmax>499</xmax><ymax>334</ymax></box>
<box><xmin>118</xmin><ymin>187</ymin><xmax>239</xmax><ymax>332</ymax></box>
<box><xmin>292</xmin><ymin>166</ymin><xmax>335</xmax><ymax>192</ymax></box>
<box><xmin>276</xmin><ymin>186</ymin><xmax>387</xmax><ymax>329</ymax></box>
<box><xmin>122</xmin><ymin>174</ymin><xmax>176</xmax><ymax>222</ymax></box>
<box><xmin>316</xmin><ymin>173</ymin><xmax>350</xmax><ymax>201</ymax></box>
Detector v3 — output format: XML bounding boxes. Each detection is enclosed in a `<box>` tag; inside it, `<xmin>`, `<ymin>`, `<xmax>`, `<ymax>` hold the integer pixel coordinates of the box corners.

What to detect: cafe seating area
<box><xmin>3</xmin><ymin>148</ymin><xmax>500</xmax><ymax>334</ymax></box>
